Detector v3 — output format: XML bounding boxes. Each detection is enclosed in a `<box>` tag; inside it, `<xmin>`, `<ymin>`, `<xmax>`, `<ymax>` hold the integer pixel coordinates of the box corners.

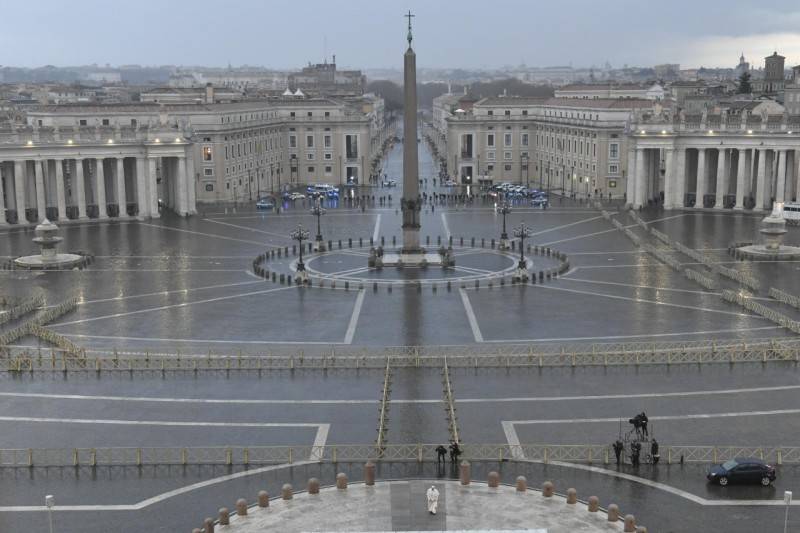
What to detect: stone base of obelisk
<box><xmin>381</xmin><ymin>251</ymin><xmax>442</xmax><ymax>267</ymax></box>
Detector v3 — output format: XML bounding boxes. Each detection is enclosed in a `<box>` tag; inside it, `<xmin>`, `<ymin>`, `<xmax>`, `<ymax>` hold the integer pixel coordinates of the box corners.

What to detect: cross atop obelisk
<box><xmin>405</xmin><ymin>10</ymin><xmax>414</xmax><ymax>47</ymax></box>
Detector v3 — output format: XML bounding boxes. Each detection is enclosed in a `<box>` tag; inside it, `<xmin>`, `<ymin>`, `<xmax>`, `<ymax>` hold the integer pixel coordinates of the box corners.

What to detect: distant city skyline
<box><xmin>2</xmin><ymin>0</ymin><xmax>800</xmax><ymax>70</ymax></box>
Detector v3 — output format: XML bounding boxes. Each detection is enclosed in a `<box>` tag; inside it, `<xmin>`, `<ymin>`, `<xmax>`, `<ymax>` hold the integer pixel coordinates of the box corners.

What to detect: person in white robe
<box><xmin>426</xmin><ymin>485</ymin><xmax>440</xmax><ymax>514</ymax></box>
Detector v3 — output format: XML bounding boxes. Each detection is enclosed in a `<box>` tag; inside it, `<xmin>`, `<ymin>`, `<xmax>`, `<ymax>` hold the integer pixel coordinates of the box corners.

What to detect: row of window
<box><xmin>483</xmin><ymin>109</ymin><xmax>602</xmax><ymax>121</ymax></box>
<box><xmin>486</xmin><ymin>133</ymin><xmax>528</xmax><ymax>148</ymax></box>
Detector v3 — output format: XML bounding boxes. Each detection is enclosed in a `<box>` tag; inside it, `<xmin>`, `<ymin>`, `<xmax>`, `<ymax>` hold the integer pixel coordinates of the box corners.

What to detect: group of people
<box><xmin>613</xmin><ymin>438</ymin><xmax>659</xmax><ymax>467</ymax></box>
<box><xmin>435</xmin><ymin>441</ymin><xmax>461</xmax><ymax>464</ymax></box>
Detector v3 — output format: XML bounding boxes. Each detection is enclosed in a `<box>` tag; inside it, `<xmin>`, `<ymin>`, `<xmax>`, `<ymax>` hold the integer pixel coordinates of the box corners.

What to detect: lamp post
<box><xmin>290</xmin><ymin>224</ymin><xmax>310</xmax><ymax>284</ymax></box>
<box><xmin>45</xmin><ymin>494</ymin><xmax>55</xmax><ymax>533</ymax></box>
<box><xmin>247</xmin><ymin>169</ymin><xmax>253</xmax><ymax>201</ymax></box>
<box><xmin>512</xmin><ymin>221</ymin><xmax>533</xmax><ymax>281</ymax></box>
<box><xmin>498</xmin><ymin>198</ymin><xmax>512</xmax><ymax>250</ymax></box>
<box><xmin>310</xmin><ymin>199</ymin><xmax>326</xmax><ymax>251</ymax></box>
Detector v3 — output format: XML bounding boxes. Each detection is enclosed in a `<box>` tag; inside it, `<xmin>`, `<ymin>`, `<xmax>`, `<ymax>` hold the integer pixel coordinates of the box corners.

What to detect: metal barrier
<box><xmin>376</xmin><ymin>360</ymin><xmax>392</xmax><ymax>452</ymax></box>
<box><xmin>441</xmin><ymin>358</ymin><xmax>460</xmax><ymax>444</ymax></box>
<box><xmin>0</xmin><ymin>294</ymin><xmax>45</xmax><ymax>326</ymax></box>
<box><xmin>684</xmin><ymin>268</ymin><xmax>719</xmax><ymax>290</ymax></box>
<box><xmin>769</xmin><ymin>287</ymin><xmax>800</xmax><ymax>310</ymax></box>
<box><xmin>649</xmin><ymin>227</ymin><xmax>672</xmax><ymax>246</ymax></box>
<box><xmin>0</xmin><ymin>297</ymin><xmax>80</xmax><ymax>352</ymax></box>
<box><xmin>3</xmin><ymin>337</ymin><xmax>800</xmax><ymax>371</ymax></box>
<box><xmin>2</xmin><ymin>443</ymin><xmax>800</xmax><ymax>467</ymax></box>
<box><xmin>722</xmin><ymin>290</ymin><xmax>800</xmax><ymax>334</ymax></box>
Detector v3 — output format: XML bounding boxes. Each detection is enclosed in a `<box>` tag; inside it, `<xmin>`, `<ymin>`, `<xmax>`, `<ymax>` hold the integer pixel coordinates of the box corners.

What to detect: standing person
<box><xmin>651</xmin><ymin>439</ymin><xmax>660</xmax><ymax>465</ymax></box>
<box><xmin>613</xmin><ymin>440</ymin><xmax>624</xmax><ymax>465</ymax></box>
<box><xmin>640</xmin><ymin>412</ymin><xmax>649</xmax><ymax>438</ymax></box>
<box><xmin>426</xmin><ymin>485</ymin><xmax>440</xmax><ymax>514</ymax></box>
<box><xmin>435</xmin><ymin>444</ymin><xmax>447</xmax><ymax>464</ymax></box>
<box><xmin>449</xmin><ymin>441</ymin><xmax>461</xmax><ymax>463</ymax></box>
<box><xmin>631</xmin><ymin>441</ymin><xmax>641</xmax><ymax>467</ymax></box>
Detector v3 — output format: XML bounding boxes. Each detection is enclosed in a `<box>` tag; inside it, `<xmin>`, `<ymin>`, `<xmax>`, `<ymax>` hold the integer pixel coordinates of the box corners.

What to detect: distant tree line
<box><xmin>367</xmin><ymin>78</ymin><xmax>554</xmax><ymax>111</ymax></box>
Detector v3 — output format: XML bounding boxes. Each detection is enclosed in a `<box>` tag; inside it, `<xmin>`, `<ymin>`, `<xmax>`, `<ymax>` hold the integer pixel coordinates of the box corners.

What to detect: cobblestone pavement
<box><xmin>1</xmin><ymin>141</ymin><xmax>800</xmax><ymax>532</ymax></box>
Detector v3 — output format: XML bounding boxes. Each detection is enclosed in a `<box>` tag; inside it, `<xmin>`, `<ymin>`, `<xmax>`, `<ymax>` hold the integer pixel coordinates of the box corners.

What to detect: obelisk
<box><xmin>400</xmin><ymin>10</ymin><xmax>422</xmax><ymax>256</ymax></box>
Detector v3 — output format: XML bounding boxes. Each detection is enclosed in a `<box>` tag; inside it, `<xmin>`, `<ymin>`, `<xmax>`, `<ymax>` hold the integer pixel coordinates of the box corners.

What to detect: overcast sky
<box><xmin>2</xmin><ymin>0</ymin><xmax>800</xmax><ymax>70</ymax></box>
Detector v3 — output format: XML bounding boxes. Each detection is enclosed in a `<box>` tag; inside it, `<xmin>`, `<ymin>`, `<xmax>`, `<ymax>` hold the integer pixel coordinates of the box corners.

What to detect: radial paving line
<box><xmin>441</xmin><ymin>212</ymin><xmax>451</xmax><ymax>239</ymax></box>
<box><xmin>135</xmin><ymin>222</ymin><xmax>269</xmax><ymax>247</ymax></box>
<box><xmin>77</xmin><ymin>279</ymin><xmax>265</xmax><ymax>306</ymax></box>
<box><xmin>49</xmin><ymin>285</ymin><xmax>299</xmax><ymax>327</ymax></box>
<box><xmin>372</xmin><ymin>213</ymin><xmax>382</xmax><ymax>242</ymax></box>
<box><xmin>201</xmin><ymin>217</ymin><xmax>293</xmax><ymax>240</ymax></box>
<box><xmin>344</xmin><ymin>290</ymin><xmax>366</xmax><ymax>344</ymax></box>
<box><xmin>376</xmin><ymin>359</ymin><xmax>392</xmax><ymax>452</ymax></box>
<box><xmin>528</xmin><ymin>214</ymin><xmax>605</xmax><ymax>236</ymax></box>
<box><xmin>459</xmin><ymin>288</ymin><xmax>484</xmax><ymax>343</ymax></box>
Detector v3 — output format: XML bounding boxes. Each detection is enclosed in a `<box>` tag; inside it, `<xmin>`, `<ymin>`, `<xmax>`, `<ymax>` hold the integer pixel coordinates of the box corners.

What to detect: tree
<box><xmin>737</xmin><ymin>72</ymin><xmax>752</xmax><ymax>94</ymax></box>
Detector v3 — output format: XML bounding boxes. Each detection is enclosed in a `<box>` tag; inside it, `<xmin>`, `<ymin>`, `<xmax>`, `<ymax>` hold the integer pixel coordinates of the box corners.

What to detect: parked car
<box><xmin>444</xmin><ymin>179</ymin><xmax>457</xmax><ymax>187</ymax></box>
<box><xmin>707</xmin><ymin>458</ymin><xmax>776</xmax><ymax>486</ymax></box>
<box><xmin>289</xmin><ymin>192</ymin><xmax>306</xmax><ymax>201</ymax></box>
<box><xmin>382</xmin><ymin>179</ymin><xmax>397</xmax><ymax>187</ymax></box>
<box><xmin>255</xmin><ymin>197</ymin><xmax>275</xmax><ymax>210</ymax></box>
<box><xmin>531</xmin><ymin>195</ymin><xmax>549</xmax><ymax>208</ymax></box>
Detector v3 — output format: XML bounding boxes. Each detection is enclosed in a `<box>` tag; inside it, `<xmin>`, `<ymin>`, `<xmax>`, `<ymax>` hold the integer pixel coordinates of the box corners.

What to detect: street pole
<box><xmin>784</xmin><ymin>491</ymin><xmax>792</xmax><ymax>533</ymax></box>
<box><xmin>45</xmin><ymin>495</ymin><xmax>54</xmax><ymax>533</ymax></box>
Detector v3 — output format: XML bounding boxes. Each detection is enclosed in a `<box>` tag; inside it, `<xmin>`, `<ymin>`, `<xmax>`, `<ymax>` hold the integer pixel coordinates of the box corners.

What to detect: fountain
<box><xmin>734</xmin><ymin>204</ymin><xmax>800</xmax><ymax>260</ymax></box>
<box><xmin>14</xmin><ymin>219</ymin><xmax>87</xmax><ymax>270</ymax></box>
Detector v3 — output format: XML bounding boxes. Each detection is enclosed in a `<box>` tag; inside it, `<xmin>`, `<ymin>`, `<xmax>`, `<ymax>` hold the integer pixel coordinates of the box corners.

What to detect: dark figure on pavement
<box><xmin>613</xmin><ymin>439</ymin><xmax>624</xmax><ymax>465</ymax></box>
<box><xmin>435</xmin><ymin>444</ymin><xmax>447</xmax><ymax>464</ymax></box>
<box><xmin>651</xmin><ymin>439</ymin><xmax>660</xmax><ymax>465</ymax></box>
<box><xmin>631</xmin><ymin>441</ymin><xmax>641</xmax><ymax>467</ymax></box>
<box><xmin>640</xmin><ymin>412</ymin><xmax>649</xmax><ymax>438</ymax></box>
<box><xmin>449</xmin><ymin>441</ymin><xmax>461</xmax><ymax>463</ymax></box>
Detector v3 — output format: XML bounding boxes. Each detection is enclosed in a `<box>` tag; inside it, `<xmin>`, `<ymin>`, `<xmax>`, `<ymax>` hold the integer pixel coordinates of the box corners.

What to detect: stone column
<box><xmin>776</xmin><ymin>149</ymin><xmax>787</xmax><ymax>204</ymax></box>
<box><xmin>176</xmin><ymin>156</ymin><xmax>188</xmax><ymax>215</ymax></box>
<box><xmin>116</xmin><ymin>158</ymin><xmax>127</xmax><ymax>217</ymax></box>
<box><xmin>75</xmin><ymin>158</ymin><xmax>88</xmax><ymax>219</ymax></box>
<box><xmin>796</xmin><ymin>149</ymin><xmax>800</xmax><ymax>202</ymax></box>
<box><xmin>735</xmin><ymin>149</ymin><xmax>747</xmax><ymax>209</ymax></box>
<box><xmin>135</xmin><ymin>156</ymin><xmax>149</xmax><ymax>218</ymax></box>
<box><xmin>95</xmin><ymin>158</ymin><xmax>108</xmax><ymax>218</ymax></box>
<box><xmin>185</xmin><ymin>150</ymin><xmax>197</xmax><ymax>214</ymax></box>
<box><xmin>674</xmin><ymin>148</ymin><xmax>686</xmax><ymax>208</ymax></box>
<box><xmin>634</xmin><ymin>147</ymin><xmax>646</xmax><ymax>208</ymax></box>
<box><xmin>755</xmin><ymin>149</ymin><xmax>767</xmax><ymax>210</ymax></box>
<box><xmin>696</xmin><ymin>148</ymin><xmax>707</xmax><ymax>207</ymax></box>
<box><xmin>662</xmin><ymin>147</ymin><xmax>675</xmax><ymax>208</ymax></box>
<box><xmin>625</xmin><ymin>147</ymin><xmax>637</xmax><ymax>206</ymax></box>
<box><xmin>35</xmin><ymin>159</ymin><xmax>47</xmax><ymax>221</ymax></box>
<box><xmin>55</xmin><ymin>159</ymin><xmax>67</xmax><ymax>221</ymax></box>
<box><xmin>14</xmin><ymin>160</ymin><xmax>26</xmax><ymax>222</ymax></box>
<box><xmin>0</xmin><ymin>163</ymin><xmax>6</xmax><ymax>226</ymax></box>
<box><xmin>148</xmin><ymin>157</ymin><xmax>160</xmax><ymax>218</ymax></box>
<box><xmin>715</xmin><ymin>148</ymin><xmax>727</xmax><ymax>209</ymax></box>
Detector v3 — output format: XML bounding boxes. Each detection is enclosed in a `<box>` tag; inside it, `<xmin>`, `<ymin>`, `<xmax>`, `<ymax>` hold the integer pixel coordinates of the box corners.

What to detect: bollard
<box><xmin>447</xmin><ymin>280</ymin><xmax>452</xmax><ymax>291</ymax></box>
<box><xmin>338</xmin><ymin>240</ymin><xmax>342</xmax><ymax>249</ymax></box>
<box><xmin>459</xmin><ymin>460</ymin><xmax>471</xmax><ymax>485</ymax></box>
<box><xmin>566</xmin><ymin>488</ymin><xmax>577</xmax><ymax>504</ymax></box>
<box><xmin>370</xmin><ymin>237</ymin><xmax>374</xmax><ymax>246</ymax></box>
<box><xmin>373</xmin><ymin>282</ymin><xmax>378</xmax><ymax>292</ymax></box>
<box><xmin>287</xmin><ymin>275</ymin><xmax>293</xmax><ymax>285</ymax></box>
<box><xmin>542</xmin><ymin>481</ymin><xmax>554</xmax><ymax>497</ymax></box>
<box><xmin>203</xmin><ymin>517</ymin><xmax>215</xmax><ymax>533</ymax></box>
<box><xmin>388</xmin><ymin>284</ymin><xmax>392</xmax><ymax>293</ymax></box>
<box><xmin>607</xmin><ymin>504</ymin><xmax>620</xmax><ymax>522</ymax></box>
<box><xmin>515</xmin><ymin>475</ymin><xmax>527</xmax><ymax>492</ymax></box>
<box><xmin>258</xmin><ymin>490</ymin><xmax>269</xmax><ymax>508</ymax></box>
<box><xmin>392</xmin><ymin>236</ymin><xmax>396</xmax><ymax>246</ymax></box>
<box><xmin>437</xmin><ymin>236</ymin><xmax>441</xmax><ymax>245</ymax></box>
<box><xmin>328</xmin><ymin>240</ymin><xmax>332</xmax><ymax>250</ymax></box>
<box><xmin>487</xmin><ymin>471</ymin><xmax>500</xmax><ymax>488</ymax></box>
<box><xmin>365</xmin><ymin>461</ymin><xmax>376</xmax><ymax>485</ymax></box>
<box><xmin>426</xmin><ymin>235</ymin><xmax>430</xmax><ymax>245</ymax></box>
<box><xmin>308</xmin><ymin>478</ymin><xmax>320</xmax><ymax>495</ymax></box>
<box><xmin>588</xmin><ymin>496</ymin><xmax>599</xmax><ymax>512</ymax></box>
<box><xmin>624</xmin><ymin>515</ymin><xmax>637</xmax><ymax>532</ymax></box>
<box><xmin>481</xmin><ymin>238</ymin><xmax>485</xmax><ymax>247</ymax></box>
<box><xmin>218</xmin><ymin>508</ymin><xmax>230</xmax><ymax>525</ymax></box>
<box><xmin>336</xmin><ymin>472</ymin><xmax>348</xmax><ymax>490</ymax></box>
<box><xmin>471</xmin><ymin>237</ymin><xmax>475</xmax><ymax>247</ymax></box>
<box><xmin>345</xmin><ymin>281</ymin><xmax>349</xmax><ymax>291</ymax></box>
<box><xmin>236</xmin><ymin>498</ymin><xmax>248</xmax><ymax>516</ymax></box>
<box><xmin>279</xmin><ymin>273</ymin><xmax>285</xmax><ymax>284</ymax></box>
<box><xmin>349</xmin><ymin>238</ymin><xmax>352</xmax><ymax>248</ymax></box>
<box><xmin>281</xmin><ymin>484</ymin><xmax>293</xmax><ymax>500</ymax></box>
<box><xmin>359</xmin><ymin>237</ymin><xmax>363</xmax><ymax>247</ymax></box>
<box><xmin>460</xmin><ymin>236</ymin><xmax>463</xmax><ymax>246</ymax></box>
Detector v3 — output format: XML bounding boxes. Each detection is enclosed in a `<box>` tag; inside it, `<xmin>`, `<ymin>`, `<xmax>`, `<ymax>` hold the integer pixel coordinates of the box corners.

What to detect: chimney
<box><xmin>205</xmin><ymin>83</ymin><xmax>215</xmax><ymax>104</ymax></box>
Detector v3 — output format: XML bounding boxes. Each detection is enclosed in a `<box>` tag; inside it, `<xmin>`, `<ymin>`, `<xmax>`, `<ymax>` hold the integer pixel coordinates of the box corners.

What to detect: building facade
<box><xmin>626</xmin><ymin>108</ymin><xmax>800</xmax><ymax>210</ymax></box>
<box><xmin>0</xmin><ymin>95</ymin><xmax>387</xmax><ymax>225</ymax></box>
<box><xmin>438</xmin><ymin>96</ymin><xmax>655</xmax><ymax>197</ymax></box>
